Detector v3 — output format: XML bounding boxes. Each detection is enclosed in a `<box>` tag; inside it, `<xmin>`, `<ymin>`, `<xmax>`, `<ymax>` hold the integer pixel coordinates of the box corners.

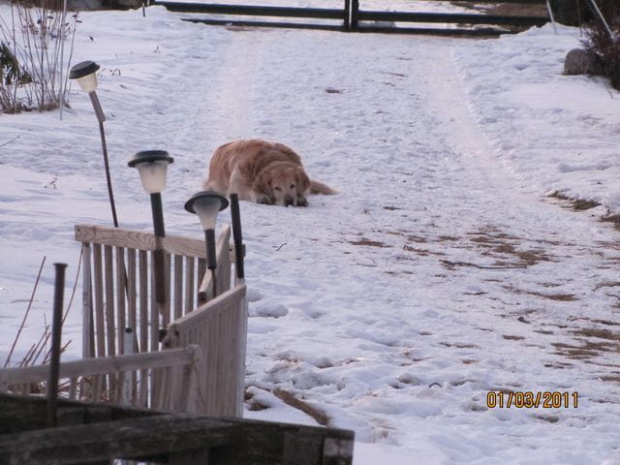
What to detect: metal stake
<box><xmin>230</xmin><ymin>194</ymin><xmax>245</xmax><ymax>282</ymax></box>
<box><xmin>48</xmin><ymin>263</ymin><xmax>68</xmax><ymax>428</ymax></box>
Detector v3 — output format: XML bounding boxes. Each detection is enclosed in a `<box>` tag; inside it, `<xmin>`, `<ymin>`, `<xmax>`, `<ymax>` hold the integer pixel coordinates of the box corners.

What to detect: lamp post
<box><xmin>185</xmin><ymin>191</ymin><xmax>229</xmax><ymax>297</ymax></box>
<box><xmin>129</xmin><ymin>150</ymin><xmax>174</xmax><ymax>339</ymax></box>
<box><xmin>69</xmin><ymin>60</ymin><xmax>119</xmax><ymax>228</ymax></box>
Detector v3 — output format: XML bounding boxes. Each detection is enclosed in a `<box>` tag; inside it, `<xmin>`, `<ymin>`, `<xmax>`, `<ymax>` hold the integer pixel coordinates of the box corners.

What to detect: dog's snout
<box><xmin>284</xmin><ymin>196</ymin><xmax>294</xmax><ymax>207</ymax></box>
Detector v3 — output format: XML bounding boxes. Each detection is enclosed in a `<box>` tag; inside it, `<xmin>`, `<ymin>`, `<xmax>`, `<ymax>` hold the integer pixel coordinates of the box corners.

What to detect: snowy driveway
<box><xmin>174</xmin><ymin>24</ymin><xmax>620</xmax><ymax>463</ymax></box>
<box><xmin>1</xmin><ymin>7</ymin><xmax>619</xmax><ymax>463</ymax></box>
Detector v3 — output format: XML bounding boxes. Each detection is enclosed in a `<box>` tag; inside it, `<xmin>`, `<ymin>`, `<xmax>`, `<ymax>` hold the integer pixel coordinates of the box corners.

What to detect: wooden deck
<box><xmin>0</xmin><ymin>393</ymin><xmax>355</xmax><ymax>464</ymax></box>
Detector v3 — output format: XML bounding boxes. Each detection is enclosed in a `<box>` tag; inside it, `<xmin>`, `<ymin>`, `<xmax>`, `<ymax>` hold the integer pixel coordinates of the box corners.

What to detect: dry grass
<box><xmin>582</xmin><ymin>1</ymin><xmax>620</xmax><ymax>90</ymax></box>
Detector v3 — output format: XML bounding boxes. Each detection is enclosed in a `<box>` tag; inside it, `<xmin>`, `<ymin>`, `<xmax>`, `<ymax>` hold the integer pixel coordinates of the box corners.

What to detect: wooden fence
<box><xmin>75</xmin><ymin>223</ymin><xmax>232</xmax><ymax>361</ymax></box>
<box><xmin>157</xmin><ymin>0</ymin><xmax>549</xmax><ymax>36</ymax></box>
<box><xmin>0</xmin><ymin>223</ymin><xmax>247</xmax><ymax>417</ymax></box>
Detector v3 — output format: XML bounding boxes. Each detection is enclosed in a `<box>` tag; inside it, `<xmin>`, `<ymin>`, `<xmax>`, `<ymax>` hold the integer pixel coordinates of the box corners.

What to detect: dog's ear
<box><xmin>296</xmin><ymin>169</ymin><xmax>310</xmax><ymax>193</ymax></box>
<box><xmin>252</xmin><ymin>171</ymin><xmax>273</xmax><ymax>197</ymax></box>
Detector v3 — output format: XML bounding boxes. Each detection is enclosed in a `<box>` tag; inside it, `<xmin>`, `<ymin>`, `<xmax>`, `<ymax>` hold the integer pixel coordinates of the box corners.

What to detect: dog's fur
<box><xmin>203</xmin><ymin>139</ymin><xmax>337</xmax><ymax>207</ymax></box>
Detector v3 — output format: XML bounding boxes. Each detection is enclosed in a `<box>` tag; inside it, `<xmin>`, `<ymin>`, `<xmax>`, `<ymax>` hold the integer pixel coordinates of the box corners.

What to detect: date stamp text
<box><xmin>486</xmin><ymin>391</ymin><xmax>578</xmax><ymax>409</ymax></box>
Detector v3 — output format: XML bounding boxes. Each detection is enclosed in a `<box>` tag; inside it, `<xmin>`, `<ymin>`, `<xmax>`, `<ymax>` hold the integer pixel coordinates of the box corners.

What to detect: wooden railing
<box><xmin>0</xmin><ymin>345</ymin><xmax>201</xmax><ymax>413</ymax></box>
<box><xmin>165</xmin><ymin>284</ymin><xmax>247</xmax><ymax>417</ymax></box>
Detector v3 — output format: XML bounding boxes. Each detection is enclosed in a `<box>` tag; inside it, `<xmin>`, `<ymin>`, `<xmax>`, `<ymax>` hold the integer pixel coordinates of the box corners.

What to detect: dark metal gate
<box><xmin>157</xmin><ymin>0</ymin><xmax>549</xmax><ymax>36</ymax></box>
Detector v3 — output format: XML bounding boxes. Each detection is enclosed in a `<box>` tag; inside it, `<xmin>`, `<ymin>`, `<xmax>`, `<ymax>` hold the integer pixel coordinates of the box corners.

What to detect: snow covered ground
<box><xmin>1</xmin><ymin>4</ymin><xmax>620</xmax><ymax>463</ymax></box>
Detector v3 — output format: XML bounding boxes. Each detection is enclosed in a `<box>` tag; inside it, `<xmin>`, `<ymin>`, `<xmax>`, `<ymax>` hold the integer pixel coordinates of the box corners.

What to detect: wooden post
<box><xmin>343</xmin><ymin>0</ymin><xmax>351</xmax><ymax>31</ymax></box>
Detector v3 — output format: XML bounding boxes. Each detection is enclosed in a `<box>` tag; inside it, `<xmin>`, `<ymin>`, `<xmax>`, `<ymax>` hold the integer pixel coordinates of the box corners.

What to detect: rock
<box><xmin>564</xmin><ymin>48</ymin><xmax>604</xmax><ymax>76</ymax></box>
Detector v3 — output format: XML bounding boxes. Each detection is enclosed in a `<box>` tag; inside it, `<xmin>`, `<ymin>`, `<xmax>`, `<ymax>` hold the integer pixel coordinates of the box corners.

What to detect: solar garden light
<box><xmin>185</xmin><ymin>191</ymin><xmax>229</xmax><ymax>297</ymax></box>
<box><xmin>69</xmin><ymin>60</ymin><xmax>119</xmax><ymax>228</ymax></box>
<box><xmin>128</xmin><ymin>150</ymin><xmax>174</xmax><ymax>238</ymax></box>
<box><xmin>129</xmin><ymin>150</ymin><xmax>174</xmax><ymax>340</ymax></box>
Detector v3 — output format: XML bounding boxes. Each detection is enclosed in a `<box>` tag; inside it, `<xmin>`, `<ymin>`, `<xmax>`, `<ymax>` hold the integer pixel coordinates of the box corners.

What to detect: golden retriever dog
<box><xmin>203</xmin><ymin>139</ymin><xmax>337</xmax><ymax>207</ymax></box>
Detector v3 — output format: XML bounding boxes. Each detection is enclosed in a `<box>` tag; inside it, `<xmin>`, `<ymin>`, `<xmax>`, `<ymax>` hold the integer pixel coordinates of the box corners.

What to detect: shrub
<box><xmin>0</xmin><ymin>0</ymin><xmax>79</xmax><ymax>114</ymax></box>
<box><xmin>583</xmin><ymin>0</ymin><xmax>620</xmax><ymax>90</ymax></box>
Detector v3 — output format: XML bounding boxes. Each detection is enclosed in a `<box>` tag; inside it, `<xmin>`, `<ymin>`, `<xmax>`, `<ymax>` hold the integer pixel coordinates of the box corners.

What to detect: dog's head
<box><xmin>254</xmin><ymin>164</ymin><xmax>310</xmax><ymax>207</ymax></box>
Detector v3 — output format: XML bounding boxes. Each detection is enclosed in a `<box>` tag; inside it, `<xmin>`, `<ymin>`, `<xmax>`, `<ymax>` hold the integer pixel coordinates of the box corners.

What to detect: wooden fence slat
<box><xmin>197</xmin><ymin>258</ymin><xmax>206</xmax><ymax>299</ymax></box>
<box><xmin>104</xmin><ymin>245</ymin><xmax>117</xmax><ymax>400</ymax></box>
<box><xmin>164</xmin><ymin>252</ymin><xmax>171</xmax><ymax>328</ymax></box>
<box><xmin>93</xmin><ymin>244</ymin><xmax>105</xmax><ymax>360</ymax></box>
<box><xmin>235</xmin><ymin>288</ymin><xmax>248</xmax><ymax>417</ymax></box>
<box><xmin>150</xmin><ymin>250</ymin><xmax>160</xmax><ymax>354</ymax></box>
<box><xmin>150</xmin><ymin>253</ymin><xmax>160</xmax><ymax>409</ymax></box>
<box><xmin>127</xmin><ymin>249</ymin><xmax>137</xmax><ymax>346</ymax></box>
<box><xmin>174</xmin><ymin>255</ymin><xmax>183</xmax><ymax>321</ymax></box>
<box><xmin>81</xmin><ymin>243</ymin><xmax>94</xmax><ymax>359</ymax></box>
<box><xmin>104</xmin><ymin>245</ymin><xmax>116</xmax><ymax>358</ymax></box>
<box><xmin>180</xmin><ymin>345</ymin><xmax>201</xmax><ymax>413</ymax></box>
<box><xmin>116</xmin><ymin>247</ymin><xmax>126</xmax><ymax>355</ymax></box>
<box><xmin>139</xmin><ymin>250</ymin><xmax>149</xmax><ymax>407</ymax></box>
<box><xmin>185</xmin><ymin>257</ymin><xmax>195</xmax><ymax>315</ymax></box>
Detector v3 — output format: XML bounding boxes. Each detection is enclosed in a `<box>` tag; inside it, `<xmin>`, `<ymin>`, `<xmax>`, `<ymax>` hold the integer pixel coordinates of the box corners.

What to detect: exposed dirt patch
<box><xmin>348</xmin><ymin>238</ymin><xmax>392</xmax><ymax>248</ymax></box>
<box><xmin>437</xmin><ymin>235</ymin><xmax>460</xmax><ymax>242</ymax></box>
<box><xmin>534</xmin><ymin>414</ymin><xmax>560</xmax><ymax>423</ymax></box>
<box><xmin>572</xmin><ymin>328</ymin><xmax>620</xmax><ymax>342</ymax></box>
<box><xmin>440</xmin><ymin>342</ymin><xmax>480</xmax><ymax>349</ymax></box>
<box><xmin>503</xmin><ymin>335</ymin><xmax>525</xmax><ymax>341</ymax></box>
<box><xmin>549</xmin><ymin>191</ymin><xmax>602</xmax><ymax>211</ymax></box>
<box><xmin>593</xmin><ymin>282</ymin><xmax>620</xmax><ymax>292</ymax></box>
<box><xmin>504</xmin><ymin>285</ymin><xmax>577</xmax><ymax>302</ymax></box>
<box><xmin>553</xmin><ymin>340</ymin><xmax>619</xmax><ymax>360</ymax></box>
<box><xmin>469</xmin><ymin>230</ymin><xmax>554</xmax><ymax>267</ymax></box>
<box><xmin>601</xmin><ymin>213</ymin><xmax>620</xmax><ymax>231</ymax></box>
<box><xmin>403</xmin><ymin>245</ymin><xmax>446</xmax><ymax>257</ymax></box>
<box><xmin>441</xmin><ymin>259</ymin><xmax>527</xmax><ymax>270</ymax></box>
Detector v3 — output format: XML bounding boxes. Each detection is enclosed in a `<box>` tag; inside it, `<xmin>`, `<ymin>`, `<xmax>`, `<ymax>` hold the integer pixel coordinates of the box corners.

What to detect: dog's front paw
<box><xmin>296</xmin><ymin>196</ymin><xmax>309</xmax><ymax>207</ymax></box>
<box><xmin>257</xmin><ymin>196</ymin><xmax>274</xmax><ymax>205</ymax></box>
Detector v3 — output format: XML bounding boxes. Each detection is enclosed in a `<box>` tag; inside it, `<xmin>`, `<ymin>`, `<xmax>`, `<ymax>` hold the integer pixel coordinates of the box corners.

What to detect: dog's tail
<box><xmin>309</xmin><ymin>179</ymin><xmax>338</xmax><ymax>195</ymax></box>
